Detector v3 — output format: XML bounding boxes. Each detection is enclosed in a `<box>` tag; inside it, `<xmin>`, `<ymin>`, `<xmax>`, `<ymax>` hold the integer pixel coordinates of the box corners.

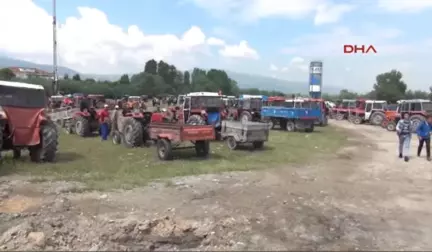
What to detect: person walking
<box><xmin>98</xmin><ymin>104</ymin><xmax>110</xmax><ymax>141</ymax></box>
<box><xmin>396</xmin><ymin>112</ymin><xmax>413</xmax><ymax>162</ymax></box>
<box><xmin>416</xmin><ymin>115</ymin><xmax>432</xmax><ymax>161</ymax></box>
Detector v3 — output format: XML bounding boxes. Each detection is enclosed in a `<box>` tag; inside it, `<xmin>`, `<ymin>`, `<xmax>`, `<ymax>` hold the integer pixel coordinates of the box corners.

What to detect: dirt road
<box><xmin>1</xmin><ymin>121</ymin><xmax>432</xmax><ymax>251</ymax></box>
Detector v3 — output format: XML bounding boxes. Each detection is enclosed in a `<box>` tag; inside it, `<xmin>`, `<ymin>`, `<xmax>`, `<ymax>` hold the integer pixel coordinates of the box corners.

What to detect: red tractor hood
<box><xmin>2</xmin><ymin>107</ymin><xmax>45</xmax><ymax>146</ymax></box>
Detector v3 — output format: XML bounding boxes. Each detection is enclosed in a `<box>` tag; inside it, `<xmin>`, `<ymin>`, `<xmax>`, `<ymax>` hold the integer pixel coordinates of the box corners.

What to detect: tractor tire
<box><xmin>75</xmin><ymin>116</ymin><xmax>90</xmax><ymax>137</ymax></box>
<box><xmin>370</xmin><ymin>111</ymin><xmax>385</xmax><ymax>126</ymax></box>
<box><xmin>157</xmin><ymin>138</ymin><xmax>173</xmax><ymax>160</ymax></box>
<box><xmin>122</xmin><ymin>117</ymin><xmax>144</xmax><ymax>148</ymax></box>
<box><xmin>226</xmin><ymin>136</ymin><xmax>238</xmax><ymax>150</ymax></box>
<box><xmin>30</xmin><ymin>121</ymin><xmax>58</xmax><ymax>162</ymax></box>
<box><xmin>335</xmin><ymin>113</ymin><xmax>344</xmax><ymax>120</ymax></box>
<box><xmin>268</xmin><ymin>119</ymin><xmax>274</xmax><ymax>130</ymax></box>
<box><xmin>410</xmin><ymin>115</ymin><xmax>425</xmax><ymax>132</ymax></box>
<box><xmin>386</xmin><ymin>121</ymin><xmax>396</xmax><ymax>131</ymax></box>
<box><xmin>187</xmin><ymin>114</ymin><xmax>205</xmax><ymax>125</ymax></box>
<box><xmin>240</xmin><ymin>111</ymin><xmax>252</xmax><ymax>124</ymax></box>
<box><xmin>285</xmin><ymin>121</ymin><xmax>296</xmax><ymax>132</ymax></box>
<box><xmin>353</xmin><ymin>116</ymin><xmax>362</xmax><ymax>124</ymax></box>
<box><xmin>195</xmin><ymin>140</ymin><xmax>210</xmax><ymax>157</ymax></box>
<box><xmin>112</xmin><ymin>131</ymin><xmax>122</xmax><ymax>145</ymax></box>
<box><xmin>305</xmin><ymin>124</ymin><xmax>315</xmax><ymax>133</ymax></box>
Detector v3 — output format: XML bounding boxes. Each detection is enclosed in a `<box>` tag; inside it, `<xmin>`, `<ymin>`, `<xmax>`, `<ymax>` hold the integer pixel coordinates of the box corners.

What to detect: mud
<box><xmin>2</xmin><ymin>120</ymin><xmax>432</xmax><ymax>250</ymax></box>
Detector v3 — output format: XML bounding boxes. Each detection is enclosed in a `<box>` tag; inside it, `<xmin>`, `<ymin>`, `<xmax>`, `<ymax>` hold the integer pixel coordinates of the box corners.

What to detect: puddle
<box><xmin>0</xmin><ymin>195</ymin><xmax>42</xmax><ymax>213</ymax></box>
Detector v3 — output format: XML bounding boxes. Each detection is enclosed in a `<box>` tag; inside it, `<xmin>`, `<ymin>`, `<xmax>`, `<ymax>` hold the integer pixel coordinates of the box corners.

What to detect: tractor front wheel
<box><xmin>386</xmin><ymin>121</ymin><xmax>396</xmax><ymax>131</ymax></box>
<box><xmin>30</xmin><ymin>121</ymin><xmax>58</xmax><ymax>162</ymax></box>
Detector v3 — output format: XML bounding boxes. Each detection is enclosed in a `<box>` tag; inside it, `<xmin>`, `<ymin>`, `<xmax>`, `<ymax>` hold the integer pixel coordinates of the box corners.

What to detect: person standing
<box><xmin>396</xmin><ymin>113</ymin><xmax>413</xmax><ymax>162</ymax></box>
<box><xmin>416</xmin><ymin>115</ymin><xmax>432</xmax><ymax>161</ymax></box>
<box><xmin>98</xmin><ymin>104</ymin><xmax>110</xmax><ymax>141</ymax></box>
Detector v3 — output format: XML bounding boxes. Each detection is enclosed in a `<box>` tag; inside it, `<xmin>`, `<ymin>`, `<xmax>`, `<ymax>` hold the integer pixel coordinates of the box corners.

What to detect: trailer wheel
<box><xmin>226</xmin><ymin>136</ymin><xmax>238</xmax><ymax>150</ymax></box>
<box><xmin>195</xmin><ymin>140</ymin><xmax>210</xmax><ymax>157</ymax></box>
<box><xmin>13</xmin><ymin>149</ymin><xmax>21</xmax><ymax>159</ymax></box>
<box><xmin>157</xmin><ymin>138</ymin><xmax>173</xmax><ymax>160</ymax></box>
<box><xmin>252</xmin><ymin>141</ymin><xmax>264</xmax><ymax>149</ymax></box>
<box><xmin>285</xmin><ymin>121</ymin><xmax>295</xmax><ymax>132</ymax></box>
<box><xmin>305</xmin><ymin>124</ymin><xmax>314</xmax><ymax>133</ymax></box>
<box><xmin>335</xmin><ymin>113</ymin><xmax>344</xmax><ymax>120</ymax></box>
<box><xmin>268</xmin><ymin>120</ymin><xmax>274</xmax><ymax>130</ymax></box>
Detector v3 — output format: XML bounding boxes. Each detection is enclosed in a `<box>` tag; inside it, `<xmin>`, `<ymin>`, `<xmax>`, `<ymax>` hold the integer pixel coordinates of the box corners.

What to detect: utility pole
<box><xmin>52</xmin><ymin>0</ymin><xmax>59</xmax><ymax>94</ymax></box>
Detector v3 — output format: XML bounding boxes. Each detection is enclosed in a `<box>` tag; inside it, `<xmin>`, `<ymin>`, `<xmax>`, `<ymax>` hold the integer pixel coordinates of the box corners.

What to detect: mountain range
<box><xmin>0</xmin><ymin>56</ymin><xmax>341</xmax><ymax>94</ymax></box>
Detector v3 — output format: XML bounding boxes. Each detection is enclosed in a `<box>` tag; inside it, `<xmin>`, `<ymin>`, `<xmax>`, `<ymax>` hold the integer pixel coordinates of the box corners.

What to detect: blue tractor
<box><xmin>261</xmin><ymin>98</ymin><xmax>321</xmax><ymax>132</ymax></box>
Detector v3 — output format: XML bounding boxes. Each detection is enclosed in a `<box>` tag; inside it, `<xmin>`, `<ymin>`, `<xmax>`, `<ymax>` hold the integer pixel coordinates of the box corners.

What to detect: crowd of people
<box><xmin>396</xmin><ymin>113</ymin><xmax>432</xmax><ymax>162</ymax></box>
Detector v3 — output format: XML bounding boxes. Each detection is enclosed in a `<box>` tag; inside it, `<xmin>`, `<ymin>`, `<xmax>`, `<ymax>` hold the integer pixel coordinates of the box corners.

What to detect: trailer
<box><xmin>261</xmin><ymin>105</ymin><xmax>320</xmax><ymax>132</ymax></box>
<box><xmin>220</xmin><ymin>120</ymin><xmax>269</xmax><ymax>150</ymax></box>
<box><xmin>148</xmin><ymin>123</ymin><xmax>216</xmax><ymax>160</ymax></box>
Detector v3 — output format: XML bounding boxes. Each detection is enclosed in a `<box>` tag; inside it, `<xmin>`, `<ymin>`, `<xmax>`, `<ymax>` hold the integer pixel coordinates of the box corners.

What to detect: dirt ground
<box><xmin>2</xmin><ymin>120</ymin><xmax>432</xmax><ymax>251</ymax></box>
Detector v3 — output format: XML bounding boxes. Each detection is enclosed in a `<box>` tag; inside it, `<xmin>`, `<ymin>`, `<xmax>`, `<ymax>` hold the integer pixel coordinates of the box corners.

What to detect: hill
<box><xmin>0</xmin><ymin>56</ymin><xmax>340</xmax><ymax>94</ymax></box>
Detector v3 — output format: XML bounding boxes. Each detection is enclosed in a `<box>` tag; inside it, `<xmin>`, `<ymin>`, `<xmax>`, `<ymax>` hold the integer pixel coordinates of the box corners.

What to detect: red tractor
<box><xmin>331</xmin><ymin>99</ymin><xmax>356</xmax><ymax>120</ymax></box>
<box><xmin>227</xmin><ymin>95</ymin><xmax>263</xmax><ymax>123</ymax></box>
<box><xmin>0</xmin><ymin>81</ymin><xmax>58</xmax><ymax>162</ymax></box>
<box><xmin>346</xmin><ymin>99</ymin><xmax>387</xmax><ymax>125</ymax></box>
<box><xmin>385</xmin><ymin>99</ymin><xmax>432</xmax><ymax>132</ymax></box>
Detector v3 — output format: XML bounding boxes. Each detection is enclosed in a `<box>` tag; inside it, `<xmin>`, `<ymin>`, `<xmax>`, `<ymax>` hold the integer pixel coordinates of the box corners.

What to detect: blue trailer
<box><xmin>261</xmin><ymin>106</ymin><xmax>321</xmax><ymax>132</ymax></box>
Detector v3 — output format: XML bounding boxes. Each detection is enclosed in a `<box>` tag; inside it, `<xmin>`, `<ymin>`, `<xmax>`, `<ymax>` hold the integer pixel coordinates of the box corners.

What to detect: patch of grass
<box><xmin>0</xmin><ymin>126</ymin><xmax>348</xmax><ymax>190</ymax></box>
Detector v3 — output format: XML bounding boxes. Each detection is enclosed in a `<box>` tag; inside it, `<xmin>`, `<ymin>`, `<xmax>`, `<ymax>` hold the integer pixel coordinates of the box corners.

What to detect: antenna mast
<box><xmin>52</xmin><ymin>0</ymin><xmax>59</xmax><ymax>94</ymax></box>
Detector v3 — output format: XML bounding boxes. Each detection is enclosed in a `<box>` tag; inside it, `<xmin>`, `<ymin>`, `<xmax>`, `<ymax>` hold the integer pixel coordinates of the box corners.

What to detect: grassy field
<box><xmin>0</xmin><ymin>126</ymin><xmax>348</xmax><ymax>190</ymax></box>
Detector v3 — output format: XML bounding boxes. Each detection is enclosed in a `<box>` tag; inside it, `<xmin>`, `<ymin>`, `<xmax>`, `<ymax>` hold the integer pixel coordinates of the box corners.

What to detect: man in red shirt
<box><xmin>98</xmin><ymin>104</ymin><xmax>110</xmax><ymax>140</ymax></box>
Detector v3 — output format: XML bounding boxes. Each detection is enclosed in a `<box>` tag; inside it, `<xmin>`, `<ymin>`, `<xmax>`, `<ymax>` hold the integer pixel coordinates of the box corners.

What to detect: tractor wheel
<box><xmin>370</xmin><ymin>111</ymin><xmax>385</xmax><ymax>126</ymax></box>
<box><xmin>195</xmin><ymin>140</ymin><xmax>210</xmax><ymax>157</ymax></box>
<box><xmin>335</xmin><ymin>113</ymin><xmax>344</xmax><ymax>120</ymax></box>
<box><xmin>410</xmin><ymin>115</ymin><xmax>425</xmax><ymax>132</ymax></box>
<box><xmin>30</xmin><ymin>121</ymin><xmax>58</xmax><ymax>162</ymax></box>
<box><xmin>252</xmin><ymin>141</ymin><xmax>264</xmax><ymax>149</ymax></box>
<box><xmin>285</xmin><ymin>121</ymin><xmax>296</xmax><ymax>132</ymax></box>
<box><xmin>75</xmin><ymin>116</ymin><xmax>90</xmax><ymax>137</ymax></box>
<box><xmin>386</xmin><ymin>121</ymin><xmax>396</xmax><ymax>131</ymax></box>
<box><xmin>240</xmin><ymin>111</ymin><xmax>252</xmax><ymax>124</ymax></box>
<box><xmin>381</xmin><ymin>119</ymin><xmax>388</xmax><ymax>128</ymax></box>
<box><xmin>122</xmin><ymin>117</ymin><xmax>144</xmax><ymax>148</ymax></box>
<box><xmin>112</xmin><ymin>131</ymin><xmax>122</xmax><ymax>145</ymax></box>
<box><xmin>157</xmin><ymin>138</ymin><xmax>173</xmax><ymax>160</ymax></box>
<box><xmin>353</xmin><ymin>116</ymin><xmax>362</xmax><ymax>124</ymax></box>
<box><xmin>305</xmin><ymin>124</ymin><xmax>315</xmax><ymax>133</ymax></box>
<box><xmin>268</xmin><ymin>120</ymin><xmax>274</xmax><ymax>130</ymax></box>
<box><xmin>187</xmin><ymin>114</ymin><xmax>206</xmax><ymax>125</ymax></box>
<box><xmin>226</xmin><ymin>136</ymin><xmax>238</xmax><ymax>150</ymax></box>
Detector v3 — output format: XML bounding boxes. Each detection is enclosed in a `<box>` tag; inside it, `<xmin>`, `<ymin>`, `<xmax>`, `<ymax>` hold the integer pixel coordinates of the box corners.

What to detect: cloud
<box><xmin>0</xmin><ymin>0</ymin><xmax>257</xmax><ymax>74</ymax></box>
<box><xmin>219</xmin><ymin>41</ymin><xmax>259</xmax><ymax>59</ymax></box>
<box><xmin>378</xmin><ymin>0</ymin><xmax>432</xmax><ymax>13</ymax></box>
<box><xmin>269</xmin><ymin>57</ymin><xmax>309</xmax><ymax>74</ymax></box>
<box><xmin>269</xmin><ymin>64</ymin><xmax>278</xmax><ymax>71</ymax></box>
<box><xmin>189</xmin><ymin>0</ymin><xmax>355</xmax><ymax>25</ymax></box>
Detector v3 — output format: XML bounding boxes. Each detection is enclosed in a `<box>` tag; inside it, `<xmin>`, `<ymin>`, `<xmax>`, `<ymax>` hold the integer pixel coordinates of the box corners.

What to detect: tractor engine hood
<box><xmin>2</xmin><ymin>107</ymin><xmax>45</xmax><ymax>146</ymax></box>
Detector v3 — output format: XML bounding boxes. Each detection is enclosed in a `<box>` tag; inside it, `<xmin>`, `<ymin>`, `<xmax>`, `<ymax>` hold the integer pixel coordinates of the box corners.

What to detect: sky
<box><xmin>0</xmin><ymin>0</ymin><xmax>432</xmax><ymax>92</ymax></box>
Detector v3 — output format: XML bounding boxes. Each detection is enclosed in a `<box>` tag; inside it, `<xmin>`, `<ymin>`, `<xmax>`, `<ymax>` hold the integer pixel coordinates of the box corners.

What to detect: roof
<box><xmin>285</xmin><ymin>99</ymin><xmax>305</xmax><ymax>102</ymax></box>
<box><xmin>0</xmin><ymin>80</ymin><xmax>44</xmax><ymax>90</ymax></box>
<box><xmin>187</xmin><ymin>92</ymin><xmax>221</xmax><ymax>97</ymax></box>
<box><xmin>365</xmin><ymin>100</ymin><xmax>386</xmax><ymax>103</ymax></box>
<box><xmin>8</xmin><ymin>67</ymin><xmax>52</xmax><ymax>76</ymax></box>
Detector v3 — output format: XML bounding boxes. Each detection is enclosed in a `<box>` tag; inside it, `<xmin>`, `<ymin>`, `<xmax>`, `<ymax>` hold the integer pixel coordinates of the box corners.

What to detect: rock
<box><xmin>28</xmin><ymin>232</ymin><xmax>46</xmax><ymax>247</ymax></box>
<box><xmin>99</xmin><ymin>194</ymin><xmax>108</xmax><ymax>199</ymax></box>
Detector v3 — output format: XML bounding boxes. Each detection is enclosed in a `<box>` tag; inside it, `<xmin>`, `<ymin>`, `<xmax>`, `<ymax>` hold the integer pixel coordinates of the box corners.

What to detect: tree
<box><xmin>63</xmin><ymin>73</ymin><xmax>69</xmax><ymax>80</ymax></box>
<box><xmin>373</xmin><ymin>70</ymin><xmax>407</xmax><ymax>102</ymax></box>
<box><xmin>119</xmin><ymin>74</ymin><xmax>130</xmax><ymax>84</ymax></box>
<box><xmin>0</xmin><ymin>68</ymin><xmax>15</xmax><ymax>81</ymax></box>
<box><xmin>72</xmin><ymin>74</ymin><xmax>81</xmax><ymax>81</ymax></box>
<box><xmin>144</xmin><ymin>59</ymin><xmax>157</xmax><ymax>74</ymax></box>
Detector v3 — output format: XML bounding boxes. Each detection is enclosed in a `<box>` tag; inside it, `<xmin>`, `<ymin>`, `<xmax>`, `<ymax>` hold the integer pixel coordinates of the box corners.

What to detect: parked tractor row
<box><xmin>329</xmin><ymin>98</ymin><xmax>432</xmax><ymax>133</ymax></box>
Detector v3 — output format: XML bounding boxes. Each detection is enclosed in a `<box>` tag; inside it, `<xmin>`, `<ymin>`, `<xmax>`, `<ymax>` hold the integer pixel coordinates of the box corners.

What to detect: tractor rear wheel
<box><xmin>30</xmin><ymin>121</ymin><xmax>58</xmax><ymax>162</ymax></box>
<box><xmin>187</xmin><ymin>114</ymin><xmax>205</xmax><ymax>125</ymax></box>
<box><xmin>240</xmin><ymin>111</ymin><xmax>252</xmax><ymax>124</ymax></box>
<box><xmin>195</xmin><ymin>140</ymin><xmax>210</xmax><ymax>157</ymax></box>
<box><xmin>75</xmin><ymin>116</ymin><xmax>90</xmax><ymax>137</ymax></box>
<box><xmin>410</xmin><ymin>115</ymin><xmax>425</xmax><ymax>132</ymax></box>
<box><xmin>370</xmin><ymin>111</ymin><xmax>385</xmax><ymax>126</ymax></box>
<box><xmin>122</xmin><ymin>117</ymin><xmax>144</xmax><ymax>148</ymax></box>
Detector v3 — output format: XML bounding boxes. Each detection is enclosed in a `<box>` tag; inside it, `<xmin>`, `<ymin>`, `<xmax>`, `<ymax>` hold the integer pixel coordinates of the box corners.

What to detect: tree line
<box><xmin>0</xmin><ymin>60</ymin><xmax>430</xmax><ymax>103</ymax></box>
<box><xmin>0</xmin><ymin>59</ymin><xmax>284</xmax><ymax>98</ymax></box>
